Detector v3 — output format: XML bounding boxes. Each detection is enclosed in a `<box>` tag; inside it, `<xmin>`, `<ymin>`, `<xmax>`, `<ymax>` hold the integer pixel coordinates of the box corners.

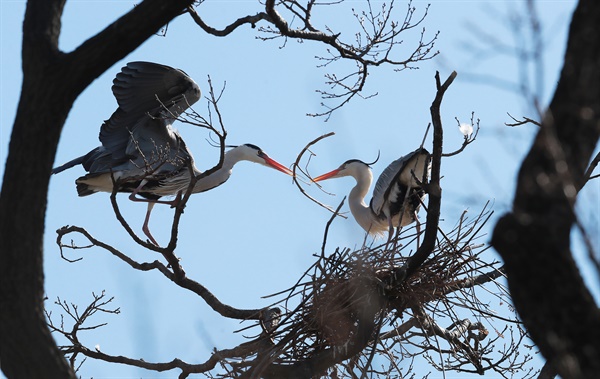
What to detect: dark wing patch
<box><xmin>99</xmin><ymin>61</ymin><xmax>201</xmax><ymax>155</ymax></box>
<box><xmin>112</xmin><ymin>61</ymin><xmax>201</xmax><ymax>118</ymax></box>
<box><xmin>371</xmin><ymin>148</ymin><xmax>430</xmax><ymax>216</ymax></box>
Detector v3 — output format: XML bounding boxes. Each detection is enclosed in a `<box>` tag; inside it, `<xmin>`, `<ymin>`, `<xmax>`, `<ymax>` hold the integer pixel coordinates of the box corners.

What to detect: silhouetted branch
<box><xmin>321</xmin><ymin>197</ymin><xmax>346</xmax><ymax>257</ymax></box>
<box><xmin>45</xmin><ymin>289</ymin><xmax>270</xmax><ymax>378</ymax></box>
<box><xmin>506</xmin><ymin>112</ymin><xmax>542</xmax><ymax>127</ymax></box>
<box><xmin>443</xmin><ymin>113</ymin><xmax>481</xmax><ymax>157</ymax></box>
<box><xmin>292</xmin><ymin>132</ymin><xmax>347</xmax><ymax>219</ymax></box>
<box><xmin>55</xmin><ymin>226</ymin><xmax>269</xmax><ymax>322</ymax></box>
<box><xmin>582</xmin><ymin>150</ymin><xmax>600</xmax><ymax>186</ymax></box>
<box><xmin>186</xmin><ymin>6</ymin><xmax>270</xmax><ymax>36</ymax></box>
<box><xmin>188</xmin><ymin>0</ymin><xmax>438</xmax><ymax>119</ymax></box>
<box><xmin>55</xmin><ymin>195</ymin><xmax>532</xmax><ymax>378</ymax></box>
<box><xmin>404</xmin><ymin>70</ymin><xmax>457</xmax><ymax>278</ymax></box>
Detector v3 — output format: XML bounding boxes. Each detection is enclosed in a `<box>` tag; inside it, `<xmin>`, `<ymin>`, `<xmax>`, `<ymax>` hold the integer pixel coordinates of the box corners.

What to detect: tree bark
<box><xmin>491</xmin><ymin>1</ymin><xmax>600</xmax><ymax>378</ymax></box>
<box><xmin>0</xmin><ymin>0</ymin><xmax>194</xmax><ymax>377</ymax></box>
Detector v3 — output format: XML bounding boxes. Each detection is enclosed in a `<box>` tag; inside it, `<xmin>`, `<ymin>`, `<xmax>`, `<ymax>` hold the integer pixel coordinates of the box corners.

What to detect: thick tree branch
<box><xmin>56</xmin><ymin>226</ymin><xmax>268</xmax><ymax>321</ymax></box>
<box><xmin>404</xmin><ymin>71</ymin><xmax>457</xmax><ymax>278</ymax></box>
<box><xmin>64</xmin><ymin>0</ymin><xmax>195</xmax><ymax>95</ymax></box>
<box><xmin>0</xmin><ymin>1</ymin><xmax>198</xmax><ymax>377</ymax></box>
<box><xmin>491</xmin><ymin>1</ymin><xmax>600</xmax><ymax>378</ymax></box>
<box><xmin>187</xmin><ymin>6</ymin><xmax>270</xmax><ymax>36</ymax></box>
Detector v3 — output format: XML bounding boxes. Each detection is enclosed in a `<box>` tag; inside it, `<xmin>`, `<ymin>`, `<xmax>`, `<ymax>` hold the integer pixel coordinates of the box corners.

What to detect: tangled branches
<box><xmin>47</xmin><ymin>71</ymin><xmax>537</xmax><ymax>378</ymax></box>
<box><xmin>45</xmin><ymin>291</ymin><xmax>120</xmax><ymax>373</ymax></box>
<box><xmin>187</xmin><ymin>0</ymin><xmax>438</xmax><ymax>120</ymax></box>
<box><xmin>50</xmin><ymin>203</ymin><xmax>534</xmax><ymax>378</ymax></box>
<box><xmin>232</xmin><ymin>204</ymin><xmax>534</xmax><ymax>378</ymax></box>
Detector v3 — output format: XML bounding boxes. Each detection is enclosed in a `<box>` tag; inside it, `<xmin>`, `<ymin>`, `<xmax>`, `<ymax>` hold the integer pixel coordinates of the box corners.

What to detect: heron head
<box><xmin>228</xmin><ymin>144</ymin><xmax>293</xmax><ymax>176</ymax></box>
<box><xmin>312</xmin><ymin>159</ymin><xmax>372</xmax><ymax>182</ymax></box>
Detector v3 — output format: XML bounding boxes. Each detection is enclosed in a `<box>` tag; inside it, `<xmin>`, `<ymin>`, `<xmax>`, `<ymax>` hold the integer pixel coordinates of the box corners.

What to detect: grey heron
<box><xmin>52</xmin><ymin>61</ymin><xmax>292</xmax><ymax>245</ymax></box>
<box><xmin>313</xmin><ymin>148</ymin><xmax>431</xmax><ymax>240</ymax></box>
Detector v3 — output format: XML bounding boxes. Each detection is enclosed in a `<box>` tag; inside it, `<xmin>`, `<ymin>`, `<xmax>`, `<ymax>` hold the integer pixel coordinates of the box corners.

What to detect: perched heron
<box><xmin>313</xmin><ymin>148</ymin><xmax>431</xmax><ymax>240</ymax></box>
<box><xmin>52</xmin><ymin>61</ymin><xmax>292</xmax><ymax>245</ymax></box>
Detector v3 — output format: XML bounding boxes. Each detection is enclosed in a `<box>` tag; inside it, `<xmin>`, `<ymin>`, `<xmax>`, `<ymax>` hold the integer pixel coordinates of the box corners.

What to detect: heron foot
<box><xmin>169</xmin><ymin>191</ymin><xmax>183</xmax><ymax>209</ymax></box>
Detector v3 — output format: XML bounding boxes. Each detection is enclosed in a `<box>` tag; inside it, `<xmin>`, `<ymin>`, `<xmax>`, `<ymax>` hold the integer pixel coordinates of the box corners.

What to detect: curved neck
<box><xmin>347</xmin><ymin>167</ymin><xmax>381</xmax><ymax>233</ymax></box>
<box><xmin>192</xmin><ymin>149</ymin><xmax>239</xmax><ymax>193</ymax></box>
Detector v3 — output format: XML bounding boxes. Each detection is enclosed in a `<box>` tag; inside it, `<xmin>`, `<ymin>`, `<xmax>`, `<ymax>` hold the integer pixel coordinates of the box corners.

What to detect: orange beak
<box><xmin>312</xmin><ymin>168</ymin><xmax>342</xmax><ymax>183</ymax></box>
<box><xmin>263</xmin><ymin>155</ymin><xmax>294</xmax><ymax>176</ymax></box>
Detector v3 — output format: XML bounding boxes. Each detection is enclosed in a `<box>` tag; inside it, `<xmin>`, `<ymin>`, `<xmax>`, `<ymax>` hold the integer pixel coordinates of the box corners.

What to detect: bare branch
<box><xmin>190</xmin><ymin>0</ymin><xmax>438</xmax><ymax>119</ymax></box>
<box><xmin>582</xmin><ymin>150</ymin><xmax>600</xmax><ymax>187</ymax></box>
<box><xmin>443</xmin><ymin>113</ymin><xmax>481</xmax><ymax>157</ymax></box>
<box><xmin>186</xmin><ymin>6</ymin><xmax>270</xmax><ymax>36</ymax></box>
<box><xmin>292</xmin><ymin>131</ymin><xmax>348</xmax><ymax>218</ymax></box>
<box><xmin>55</xmin><ymin>226</ymin><xmax>268</xmax><ymax>321</ymax></box>
<box><xmin>404</xmin><ymin>70</ymin><xmax>457</xmax><ymax>278</ymax></box>
<box><xmin>54</xmin><ymin>197</ymin><xmax>531</xmax><ymax>378</ymax></box>
<box><xmin>505</xmin><ymin>112</ymin><xmax>542</xmax><ymax>127</ymax></box>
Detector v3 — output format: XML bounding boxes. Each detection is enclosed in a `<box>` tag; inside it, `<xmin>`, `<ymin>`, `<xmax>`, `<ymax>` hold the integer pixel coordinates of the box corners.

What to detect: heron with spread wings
<box><xmin>52</xmin><ymin>62</ymin><xmax>292</xmax><ymax>245</ymax></box>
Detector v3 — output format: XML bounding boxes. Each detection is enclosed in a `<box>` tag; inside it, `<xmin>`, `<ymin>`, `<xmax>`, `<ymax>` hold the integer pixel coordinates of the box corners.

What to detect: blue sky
<box><xmin>2</xmin><ymin>1</ymin><xmax>593</xmax><ymax>378</ymax></box>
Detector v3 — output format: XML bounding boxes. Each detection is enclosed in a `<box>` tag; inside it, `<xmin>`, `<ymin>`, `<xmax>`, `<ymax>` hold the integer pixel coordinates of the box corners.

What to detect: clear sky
<box><xmin>2</xmin><ymin>1</ymin><xmax>592</xmax><ymax>378</ymax></box>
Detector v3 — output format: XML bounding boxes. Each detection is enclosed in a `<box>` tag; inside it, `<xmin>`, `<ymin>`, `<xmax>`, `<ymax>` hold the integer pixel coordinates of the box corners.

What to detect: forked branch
<box><xmin>188</xmin><ymin>0</ymin><xmax>438</xmax><ymax>119</ymax></box>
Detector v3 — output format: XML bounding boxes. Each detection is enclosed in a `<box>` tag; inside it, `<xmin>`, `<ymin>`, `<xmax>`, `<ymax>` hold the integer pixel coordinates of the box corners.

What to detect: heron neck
<box><xmin>348</xmin><ymin>168</ymin><xmax>378</xmax><ymax>233</ymax></box>
<box><xmin>191</xmin><ymin>150</ymin><xmax>238</xmax><ymax>193</ymax></box>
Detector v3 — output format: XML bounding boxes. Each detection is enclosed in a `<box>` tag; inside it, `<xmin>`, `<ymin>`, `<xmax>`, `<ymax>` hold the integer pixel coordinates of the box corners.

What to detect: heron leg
<box><xmin>415</xmin><ymin>210</ymin><xmax>422</xmax><ymax>247</ymax></box>
<box><xmin>142</xmin><ymin>202</ymin><xmax>159</xmax><ymax>246</ymax></box>
<box><xmin>385</xmin><ymin>217</ymin><xmax>394</xmax><ymax>249</ymax></box>
<box><xmin>128</xmin><ymin>179</ymin><xmax>178</xmax><ymax>206</ymax></box>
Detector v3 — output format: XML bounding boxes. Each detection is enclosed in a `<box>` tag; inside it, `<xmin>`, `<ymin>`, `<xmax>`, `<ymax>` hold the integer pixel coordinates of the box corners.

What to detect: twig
<box><xmin>443</xmin><ymin>113</ymin><xmax>481</xmax><ymax>157</ymax></box>
<box><xmin>292</xmin><ymin>132</ymin><xmax>347</xmax><ymax>218</ymax></box>
<box><xmin>321</xmin><ymin>197</ymin><xmax>346</xmax><ymax>257</ymax></box>
<box><xmin>55</xmin><ymin>226</ymin><xmax>266</xmax><ymax>321</ymax></box>
<box><xmin>404</xmin><ymin>71</ymin><xmax>457</xmax><ymax>278</ymax></box>
<box><xmin>505</xmin><ymin>112</ymin><xmax>541</xmax><ymax>127</ymax></box>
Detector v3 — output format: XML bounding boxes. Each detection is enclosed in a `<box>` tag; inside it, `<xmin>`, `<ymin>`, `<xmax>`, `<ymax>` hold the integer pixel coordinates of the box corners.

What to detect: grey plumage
<box><xmin>313</xmin><ymin>147</ymin><xmax>431</xmax><ymax>239</ymax></box>
<box><xmin>52</xmin><ymin>61</ymin><xmax>202</xmax><ymax>244</ymax></box>
<box><xmin>52</xmin><ymin>61</ymin><xmax>202</xmax><ymax>198</ymax></box>
<box><xmin>52</xmin><ymin>62</ymin><xmax>292</xmax><ymax>245</ymax></box>
<box><xmin>370</xmin><ymin>147</ymin><xmax>431</xmax><ymax>226</ymax></box>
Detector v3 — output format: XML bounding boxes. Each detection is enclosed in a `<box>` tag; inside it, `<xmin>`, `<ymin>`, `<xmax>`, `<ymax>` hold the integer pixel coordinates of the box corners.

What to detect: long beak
<box><xmin>312</xmin><ymin>168</ymin><xmax>341</xmax><ymax>183</ymax></box>
<box><xmin>263</xmin><ymin>156</ymin><xmax>294</xmax><ymax>176</ymax></box>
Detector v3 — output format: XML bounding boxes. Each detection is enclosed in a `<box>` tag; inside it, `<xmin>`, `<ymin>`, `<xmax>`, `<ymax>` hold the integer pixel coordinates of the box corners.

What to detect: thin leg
<box><xmin>142</xmin><ymin>202</ymin><xmax>159</xmax><ymax>246</ymax></box>
<box><xmin>128</xmin><ymin>179</ymin><xmax>179</xmax><ymax>207</ymax></box>
<box><xmin>385</xmin><ymin>217</ymin><xmax>394</xmax><ymax>249</ymax></box>
<box><xmin>414</xmin><ymin>210</ymin><xmax>421</xmax><ymax>247</ymax></box>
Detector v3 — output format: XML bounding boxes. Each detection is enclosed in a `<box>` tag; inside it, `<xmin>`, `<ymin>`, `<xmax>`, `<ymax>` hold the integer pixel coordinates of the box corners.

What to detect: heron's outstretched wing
<box><xmin>99</xmin><ymin>61</ymin><xmax>201</xmax><ymax>157</ymax></box>
<box><xmin>371</xmin><ymin>148</ymin><xmax>430</xmax><ymax>215</ymax></box>
<box><xmin>112</xmin><ymin>61</ymin><xmax>201</xmax><ymax>120</ymax></box>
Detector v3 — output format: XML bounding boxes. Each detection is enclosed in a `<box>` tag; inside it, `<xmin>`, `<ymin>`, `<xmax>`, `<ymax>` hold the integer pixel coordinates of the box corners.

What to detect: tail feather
<box><xmin>76</xmin><ymin>182</ymin><xmax>97</xmax><ymax>197</ymax></box>
<box><xmin>52</xmin><ymin>156</ymin><xmax>85</xmax><ymax>174</ymax></box>
<box><xmin>75</xmin><ymin>172</ymin><xmax>112</xmax><ymax>197</ymax></box>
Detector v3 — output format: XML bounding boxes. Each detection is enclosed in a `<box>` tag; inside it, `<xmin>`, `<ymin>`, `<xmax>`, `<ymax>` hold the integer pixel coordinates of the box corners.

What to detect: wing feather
<box><xmin>92</xmin><ymin>62</ymin><xmax>201</xmax><ymax>175</ymax></box>
<box><xmin>99</xmin><ymin>61</ymin><xmax>201</xmax><ymax>154</ymax></box>
<box><xmin>370</xmin><ymin>148</ymin><xmax>431</xmax><ymax>215</ymax></box>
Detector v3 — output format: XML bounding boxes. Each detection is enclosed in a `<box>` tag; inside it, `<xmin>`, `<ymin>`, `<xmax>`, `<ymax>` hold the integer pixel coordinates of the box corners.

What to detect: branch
<box><xmin>442</xmin><ymin>113</ymin><xmax>481</xmax><ymax>157</ymax></box>
<box><xmin>292</xmin><ymin>132</ymin><xmax>348</xmax><ymax>218</ymax></box>
<box><xmin>64</xmin><ymin>0</ymin><xmax>195</xmax><ymax>92</ymax></box>
<box><xmin>189</xmin><ymin>0</ymin><xmax>438</xmax><ymax>119</ymax></box>
<box><xmin>404</xmin><ymin>71</ymin><xmax>457</xmax><ymax>278</ymax></box>
<box><xmin>442</xmin><ymin>267</ymin><xmax>506</xmax><ymax>295</ymax></box>
<box><xmin>55</xmin><ymin>226</ymin><xmax>269</xmax><ymax>321</ymax></box>
<box><xmin>412</xmin><ymin>306</ymin><xmax>485</xmax><ymax>374</ymax></box>
<box><xmin>186</xmin><ymin>6</ymin><xmax>270</xmax><ymax>36</ymax></box>
<box><xmin>75</xmin><ymin>339</ymin><xmax>267</xmax><ymax>378</ymax></box>
<box><xmin>582</xmin><ymin>150</ymin><xmax>600</xmax><ymax>188</ymax></box>
<box><xmin>505</xmin><ymin>112</ymin><xmax>542</xmax><ymax>127</ymax></box>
